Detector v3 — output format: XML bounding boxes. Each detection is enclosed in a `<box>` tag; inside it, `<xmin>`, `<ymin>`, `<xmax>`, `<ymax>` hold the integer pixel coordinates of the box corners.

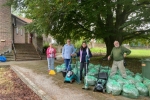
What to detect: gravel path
<box><xmin>13</xmin><ymin>66</ymin><xmax>97</xmax><ymax>100</ymax></box>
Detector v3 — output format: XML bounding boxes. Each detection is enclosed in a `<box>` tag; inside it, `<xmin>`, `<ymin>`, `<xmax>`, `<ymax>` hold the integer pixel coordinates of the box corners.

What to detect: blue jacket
<box><xmin>76</xmin><ymin>48</ymin><xmax>92</xmax><ymax>63</ymax></box>
<box><xmin>62</xmin><ymin>44</ymin><xmax>75</xmax><ymax>59</ymax></box>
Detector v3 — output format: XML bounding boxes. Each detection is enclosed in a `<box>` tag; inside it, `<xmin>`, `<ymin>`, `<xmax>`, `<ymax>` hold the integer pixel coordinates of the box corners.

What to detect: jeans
<box><xmin>47</xmin><ymin>57</ymin><xmax>54</xmax><ymax>70</ymax></box>
<box><xmin>80</xmin><ymin>62</ymin><xmax>89</xmax><ymax>80</ymax></box>
<box><xmin>64</xmin><ymin>59</ymin><xmax>71</xmax><ymax>71</ymax></box>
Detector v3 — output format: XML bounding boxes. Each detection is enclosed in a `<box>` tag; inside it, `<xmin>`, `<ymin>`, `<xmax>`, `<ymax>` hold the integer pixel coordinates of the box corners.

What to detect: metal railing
<box><xmin>33</xmin><ymin>44</ymin><xmax>42</xmax><ymax>60</ymax></box>
<box><xmin>12</xmin><ymin>43</ymin><xmax>16</xmax><ymax>61</ymax></box>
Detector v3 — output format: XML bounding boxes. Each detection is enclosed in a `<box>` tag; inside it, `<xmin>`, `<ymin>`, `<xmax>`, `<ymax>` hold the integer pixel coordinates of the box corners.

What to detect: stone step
<box><xmin>14</xmin><ymin>43</ymin><xmax>41</xmax><ymax>61</ymax></box>
<box><xmin>16</xmin><ymin>58</ymin><xmax>41</xmax><ymax>61</ymax></box>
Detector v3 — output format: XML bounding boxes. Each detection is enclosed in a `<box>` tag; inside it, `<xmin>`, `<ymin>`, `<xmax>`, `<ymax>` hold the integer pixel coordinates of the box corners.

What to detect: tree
<box><xmin>10</xmin><ymin>0</ymin><xmax>150</xmax><ymax>57</ymax></box>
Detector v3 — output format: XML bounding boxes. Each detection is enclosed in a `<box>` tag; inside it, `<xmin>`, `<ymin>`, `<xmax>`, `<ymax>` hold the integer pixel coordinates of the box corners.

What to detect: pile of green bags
<box><xmin>55</xmin><ymin>62</ymin><xmax>150</xmax><ymax>99</ymax></box>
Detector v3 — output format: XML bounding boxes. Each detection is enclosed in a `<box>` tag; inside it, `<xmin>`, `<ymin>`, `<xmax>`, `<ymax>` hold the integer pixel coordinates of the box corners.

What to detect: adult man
<box><xmin>62</xmin><ymin>39</ymin><xmax>75</xmax><ymax>71</ymax></box>
<box><xmin>108</xmin><ymin>40</ymin><xmax>131</xmax><ymax>78</ymax></box>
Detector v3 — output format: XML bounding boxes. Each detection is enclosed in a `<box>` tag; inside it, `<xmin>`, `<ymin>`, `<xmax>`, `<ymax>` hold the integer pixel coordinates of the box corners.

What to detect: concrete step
<box><xmin>14</xmin><ymin>43</ymin><xmax>41</xmax><ymax>61</ymax></box>
<box><xmin>4</xmin><ymin>51</ymin><xmax>15</xmax><ymax>61</ymax></box>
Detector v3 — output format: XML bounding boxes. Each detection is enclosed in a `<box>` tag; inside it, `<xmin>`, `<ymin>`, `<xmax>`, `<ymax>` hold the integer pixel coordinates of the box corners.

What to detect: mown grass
<box><xmin>90</xmin><ymin>47</ymin><xmax>150</xmax><ymax>58</ymax></box>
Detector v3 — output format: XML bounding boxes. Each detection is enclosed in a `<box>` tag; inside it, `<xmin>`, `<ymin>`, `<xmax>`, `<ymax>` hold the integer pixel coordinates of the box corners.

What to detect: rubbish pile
<box><xmin>55</xmin><ymin>62</ymin><xmax>150</xmax><ymax>98</ymax></box>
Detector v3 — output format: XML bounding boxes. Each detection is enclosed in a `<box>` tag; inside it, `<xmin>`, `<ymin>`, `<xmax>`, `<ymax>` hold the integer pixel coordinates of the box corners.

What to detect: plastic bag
<box><xmin>125</xmin><ymin>69</ymin><xmax>134</xmax><ymax>76</ymax></box>
<box><xmin>117</xmin><ymin>78</ymin><xmax>130</xmax><ymax>87</ymax></box>
<box><xmin>0</xmin><ymin>56</ymin><xmax>7</xmax><ymax>62</ymax></box>
<box><xmin>88</xmin><ymin>63</ymin><xmax>95</xmax><ymax>69</ymax></box>
<box><xmin>106</xmin><ymin>79</ymin><xmax>122</xmax><ymax>95</ymax></box>
<box><xmin>72</xmin><ymin>67</ymin><xmax>78</xmax><ymax>75</ymax></box>
<box><xmin>100</xmin><ymin>69</ymin><xmax>109</xmax><ymax>73</ymax></box>
<box><xmin>126</xmin><ymin>75</ymin><xmax>137</xmax><ymax>84</ymax></box>
<box><xmin>70</xmin><ymin>64</ymin><xmax>76</xmax><ymax>69</ymax></box>
<box><xmin>55</xmin><ymin>65</ymin><xmax>66</xmax><ymax>72</ymax></box>
<box><xmin>143</xmin><ymin>78</ymin><xmax>150</xmax><ymax>87</ymax></box>
<box><xmin>101</xmin><ymin>66</ymin><xmax>110</xmax><ymax>70</ymax></box>
<box><xmin>109</xmin><ymin>74</ymin><xmax>123</xmax><ymax>81</ymax></box>
<box><xmin>134</xmin><ymin>73</ymin><xmax>143</xmax><ymax>83</ymax></box>
<box><xmin>122</xmin><ymin>84</ymin><xmax>139</xmax><ymax>99</ymax></box>
<box><xmin>94</xmin><ymin>65</ymin><xmax>101</xmax><ymax>70</ymax></box>
<box><xmin>135</xmin><ymin>82</ymin><xmax>149</xmax><ymax>96</ymax></box>
<box><xmin>84</xmin><ymin>75</ymin><xmax>97</xmax><ymax>86</ymax></box>
<box><xmin>87</xmin><ymin>68</ymin><xmax>98</xmax><ymax>77</ymax></box>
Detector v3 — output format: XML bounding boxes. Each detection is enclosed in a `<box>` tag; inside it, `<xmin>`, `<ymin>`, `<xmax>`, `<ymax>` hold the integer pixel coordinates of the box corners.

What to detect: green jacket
<box><xmin>110</xmin><ymin>46</ymin><xmax>131</xmax><ymax>61</ymax></box>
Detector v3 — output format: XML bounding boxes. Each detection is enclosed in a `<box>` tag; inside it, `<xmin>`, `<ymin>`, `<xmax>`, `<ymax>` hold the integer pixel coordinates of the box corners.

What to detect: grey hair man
<box><xmin>108</xmin><ymin>41</ymin><xmax>131</xmax><ymax>78</ymax></box>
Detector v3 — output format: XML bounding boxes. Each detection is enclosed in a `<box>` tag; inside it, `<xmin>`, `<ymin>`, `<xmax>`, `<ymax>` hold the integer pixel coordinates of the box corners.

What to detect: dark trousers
<box><xmin>80</xmin><ymin>62</ymin><xmax>89</xmax><ymax>80</ymax></box>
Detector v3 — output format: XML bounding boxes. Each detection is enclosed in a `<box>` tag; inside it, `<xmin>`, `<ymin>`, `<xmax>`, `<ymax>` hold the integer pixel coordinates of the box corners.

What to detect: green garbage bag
<box><xmin>84</xmin><ymin>75</ymin><xmax>97</xmax><ymax>86</ymax></box>
<box><xmin>87</xmin><ymin>67</ymin><xmax>98</xmax><ymax>77</ymax></box>
<box><xmin>61</xmin><ymin>63</ymin><xmax>65</xmax><ymax>66</ymax></box>
<box><xmin>134</xmin><ymin>73</ymin><xmax>143</xmax><ymax>83</ymax></box>
<box><xmin>100</xmin><ymin>69</ymin><xmax>109</xmax><ymax>73</ymax></box>
<box><xmin>135</xmin><ymin>82</ymin><xmax>149</xmax><ymax>96</ymax></box>
<box><xmin>101</xmin><ymin>66</ymin><xmax>110</xmax><ymax>70</ymax></box>
<box><xmin>70</xmin><ymin>64</ymin><xmax>75</xmax><ymax>69</ymax></box>
<box><xmin>94</xmin><ymin>65</ymin><xmax>101</xmax><ymax>70</ymax></box>
<box><xmin>122</xmin><ymin>84</ymin><xmax>139</xmax><ymax>99</ymax></box>
<box><xmin>88</xmin><ymin>63</ymin><xmax>95</xmax><ymax>69</ymax></box>
<box><xmin>126</xmin><ymin>69</ymin><xmax>134</xmax><ymax>76</ymax></box>
<box><xmin>72</xmin><ymin>67</ymin><xmax>78</xmax><ymax>75</ymax></box>
<box><xmin>126</xmin><ymin>75</ymin><xmax>137</xmax><ymax>84</ymax></box>
<box><xmin>55</xmin><ymin>65</ymin><xmax>66</xmax><ymax>72</ymax></box>
<box><xmin>143</xmin><ymin>78</ymin><xmax>150</xmax><ymax>87</ymax></box>
<box><xmin>117</xmin><ymin>78</ymin><xmax>130</xmax><ymax>87</ymax></box>
<box><xmin>109</xmin><ymin>74</ymin><xmax>123</xmax><ymax>81</ymax></box>
<box><xmin>106</xmin><ymin>79</ymin><xmax>122</xmax><ymax>95</ymax></box>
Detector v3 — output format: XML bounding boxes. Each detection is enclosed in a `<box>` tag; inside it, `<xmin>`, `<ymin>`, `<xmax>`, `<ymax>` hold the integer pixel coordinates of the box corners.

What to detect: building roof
<box><xmin>12</xmin><ymin>14</ymin><xmax>32</xmax><ymax>24</ymax></box>
<box><xmin>17</xmin><ymin>16</ymin><xmax>32</xmax><ymax>23</ymax></box>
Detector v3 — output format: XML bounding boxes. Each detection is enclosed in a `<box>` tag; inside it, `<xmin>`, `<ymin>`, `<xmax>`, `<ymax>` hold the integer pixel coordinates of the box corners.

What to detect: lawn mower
<box><xmin>93</xmin><ymin>61</ymin><xmax>109</xmax><ymax>92</ymax></box>
<box><xmin>93</xmin><ymin>71</ymin><xmax>108</xmax><ymax>92</ymax></box>
<box><xmin>63</xmin><ymin>57</ymin><xmax>77</xmax><ymax>83</ymax></box>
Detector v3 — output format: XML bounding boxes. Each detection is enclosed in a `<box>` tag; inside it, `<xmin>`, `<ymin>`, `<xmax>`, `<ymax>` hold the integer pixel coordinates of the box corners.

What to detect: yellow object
<box><xmin>49</xmin><ymin>70</ymin><xmax>56</xmax><ymax>75</ymax></box>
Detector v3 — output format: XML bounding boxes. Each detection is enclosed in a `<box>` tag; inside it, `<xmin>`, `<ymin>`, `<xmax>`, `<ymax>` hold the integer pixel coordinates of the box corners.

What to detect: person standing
<box><xmin>46</xmin><ymin>43</ymin><xmax>56</xmax><ymax>72</ymax></box>
<box><xmin>76</xmin><ymin>41</ymin><xmax>92</xmax><ymax>81</ymax></box>
<box><xmin>62</xmin><ymin>39</ymin><xmax>75</xmax><ymax>71</ymax></box>
<box><xmin>108</xmin><ymin>40</ymin><xmax>131</xmax><ymax>78</ymax></box>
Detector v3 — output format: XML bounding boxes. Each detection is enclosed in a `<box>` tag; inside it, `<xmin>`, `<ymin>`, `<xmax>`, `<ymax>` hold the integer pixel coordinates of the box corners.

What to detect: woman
<box><xmin>46</xmin><ymin>43</ymin><xmax>56</xmax><ymax>73</ymax></box>
<box><xmin>76</xmin><ymin>41</ymin><xmax>92</xmax><ymax>81</ymax></box>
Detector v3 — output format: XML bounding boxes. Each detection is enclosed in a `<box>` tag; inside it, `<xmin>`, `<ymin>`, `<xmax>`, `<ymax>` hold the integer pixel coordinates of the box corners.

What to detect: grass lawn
<box><xmin>90</xmin><ymin>47</ymin><xmax>150</xmax><ymax>58</ymax></box>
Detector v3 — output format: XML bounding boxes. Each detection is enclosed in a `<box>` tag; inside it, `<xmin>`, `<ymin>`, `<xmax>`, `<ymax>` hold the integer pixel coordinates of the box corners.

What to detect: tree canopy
<box><xmin>10</xmin><ymin>0</ymin><xmax>150</xmax><ymax>56</ymax></box>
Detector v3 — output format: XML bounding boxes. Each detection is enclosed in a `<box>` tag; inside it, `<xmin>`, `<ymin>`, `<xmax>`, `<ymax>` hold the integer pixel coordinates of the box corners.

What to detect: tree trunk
<box><xmin>103</xmin><ymin>36</ymin><xmax>123</xmax><ymax>59</ymax></box>
<box><xmin>103</xmin><ymin>37</ymin><xmax>114</xmax><ymax>58</ymax></box>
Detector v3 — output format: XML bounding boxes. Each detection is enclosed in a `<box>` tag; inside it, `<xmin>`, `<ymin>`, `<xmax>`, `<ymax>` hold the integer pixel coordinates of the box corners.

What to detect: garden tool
<box><xmin>82</xmin><ymin>55</ymin><xmax>90</xmax><ymax>90</ymax></box>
